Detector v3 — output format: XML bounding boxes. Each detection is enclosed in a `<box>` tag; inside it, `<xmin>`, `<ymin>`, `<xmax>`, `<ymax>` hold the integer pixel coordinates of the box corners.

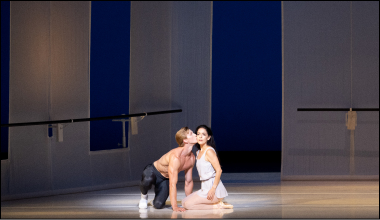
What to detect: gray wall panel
<box><xmin>282</xmin><ymin>1</ymin><xmax>379</xmax><ymax>179</ymax></box>
<box><xmin>129</xmin><ymin>1</ymin><xmax>212</xmax><ymax>180</ymax></box>
<box><xmin>1</xmin><ymin>161</ymin><xmax>10</xmax><ymax>196</ymax></box>
<box><xmin>352</xmin><ymin>1</ymin><xmax>379</xmax><ymax>108</ymax></box>
<box><xmin>354</xmin><ymin>112</ymin><xmax>379</xmax><ymax>175</ymax></box>
<box><xmin>129</xmin><ymin>1</ymin><xmax>173</xmax><ymax>180</ymax></box>
<box><xmin>283</xmin><ymin>1</ymin><xmax>351</xmax><ymax>108</ymax></box>
<box><xmin>170</xmin><ymin>1</ymin><xmax>212</xmax><ymax>177</ymax></box>
<box><xmin>9</xmin><ymin>1</ymin><xmax>52</xmax><ymax>194</ymax></box>
<box><xmin>49</xmin><ymin>1</ymin><xmax>92</xmax><ymax>190</ymax></box>
<box><xmin>90</xmin><ymin>150</ymin><xmax>131</xmax><ymax>186</ymax></box>
<box><xmin>9</xmin><ymin>128</ymin><xmax>52</xmax><ymax>193</ymax></box>
<box><xmin>170</xmin><ymin>1</ymin><xmax>212</xmax><ymax>133</ymax></box>
<box><xmin>51</xmin><ymin>125</ymin><xmax>92</xmax><ymax>190</ymax></box>
<box><xmin>351</xmin><ymin>2</ymin><xmax>379</xmax><ymax>176</ymax></box>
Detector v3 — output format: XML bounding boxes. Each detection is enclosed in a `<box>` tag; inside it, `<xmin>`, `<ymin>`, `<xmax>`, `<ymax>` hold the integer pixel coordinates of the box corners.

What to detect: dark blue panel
<box><xmin>1</xmin><ymin>1</ymin><xmax>10</xmax><ymax>156</ymax></box>
<box><xmin>212</xmin><ymin>2</ymin><xmax>282</xmax><ymax>151</ymax></box>
<box><xmin>90</xmin><ymin>1</ymin><xmax>130</xmax><ymax>151</ymax></box>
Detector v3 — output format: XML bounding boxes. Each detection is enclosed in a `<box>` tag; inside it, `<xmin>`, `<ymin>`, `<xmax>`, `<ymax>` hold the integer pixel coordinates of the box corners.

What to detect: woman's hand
<box><xmin>207</xmin><ymin>188</ymin><xmax>216</xmax><ymax>200</ymax></box>
<box><xmin>172</xmin><ymin>206</ymin><xmax>186</xmax><ymax>212</ymax></box>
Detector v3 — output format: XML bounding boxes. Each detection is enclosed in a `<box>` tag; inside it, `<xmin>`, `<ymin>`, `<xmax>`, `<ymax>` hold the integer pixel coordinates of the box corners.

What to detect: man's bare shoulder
<box><xmin>154</xmin><ymin>148</ymin><xmax>181</xmax><ymax>177</ymax></box>
<box><xmin>167</xmin><ymin>147</ymin><xmax>182</xmax><ymax>161</ymax></box>
<box><xmin>169</xmin><ymin>147</ymin><xmax>194</xmax><ymax>164</ymax></box>
<box><xmin>156</xmin><ymin>149</ymin><xmax>175</xmax><ymax>165</ymax></box>
<box><xmin>169</xmin><ymin>147</ymin><xmax>185</xmax><ymax>156</ymax></box>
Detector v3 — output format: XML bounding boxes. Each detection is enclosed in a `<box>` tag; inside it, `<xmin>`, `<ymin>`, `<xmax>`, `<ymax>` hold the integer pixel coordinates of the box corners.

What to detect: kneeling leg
<box><xmin>153</xmin><ymin>179</ymin><xmax>169</xmax><ymax>209</ymax></box>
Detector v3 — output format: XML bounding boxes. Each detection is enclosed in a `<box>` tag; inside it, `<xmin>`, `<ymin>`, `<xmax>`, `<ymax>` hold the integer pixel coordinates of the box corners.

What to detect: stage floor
<box><xmin>1</xmin><ymin>173</ymin><xmax>379</xmax><ymax>219</ymax></box>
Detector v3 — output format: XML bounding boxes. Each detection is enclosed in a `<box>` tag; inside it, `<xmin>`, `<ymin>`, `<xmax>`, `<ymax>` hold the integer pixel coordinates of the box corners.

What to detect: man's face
<box><xmin>185</xmin><ymin>130</ymin><xmax>197</xmax><ymax>144</ymax></box>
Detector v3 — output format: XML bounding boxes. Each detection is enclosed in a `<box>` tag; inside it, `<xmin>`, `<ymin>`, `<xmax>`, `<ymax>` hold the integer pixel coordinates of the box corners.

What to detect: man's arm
<box><xmin>168</xmin><ymin>155</ymin><xmax>186</xmax><ymax>212</ymax></box>
<box><xmin>184</xmin><ymin>165</ymin><xmax>194</xmax><ymax>196</ymax></box>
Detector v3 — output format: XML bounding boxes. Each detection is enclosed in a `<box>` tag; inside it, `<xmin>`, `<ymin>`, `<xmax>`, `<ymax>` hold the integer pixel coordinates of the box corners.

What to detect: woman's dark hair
<box><xmin>194</xmin><ymin>125</ymin><xmax>222</xmax><ymax>166</ymax></box>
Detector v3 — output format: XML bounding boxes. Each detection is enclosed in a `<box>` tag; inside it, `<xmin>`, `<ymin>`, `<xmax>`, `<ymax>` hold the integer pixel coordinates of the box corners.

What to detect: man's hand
<box><xmin>172</xmin><ymin>206</ymin><xmax>186</xmax><ymax>212</ymax></box>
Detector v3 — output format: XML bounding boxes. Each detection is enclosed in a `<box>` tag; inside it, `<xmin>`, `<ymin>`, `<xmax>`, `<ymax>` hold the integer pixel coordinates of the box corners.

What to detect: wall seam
<box><xmin>48</xmin><ymin>0</ymin><xmax>54</xmax><ymax>191</ymax></box>
<box><xmin>88</xmin><ymin>1</ymin><xmax>94</xmax><ymax>186</ymax></box>
<box><xmin>281</xmin><ymin>1</ymin><xmax>285</xmax><ymax>179</ymax></box>
<box><xmin>209</xmin><ymin>1</ymin><xmax>213</xmax><ymax>127</ymax></box>
<box><xmin>8</xmin><ymin>1</ymin><xmax>13</xmax><ymax>195</ymax></box>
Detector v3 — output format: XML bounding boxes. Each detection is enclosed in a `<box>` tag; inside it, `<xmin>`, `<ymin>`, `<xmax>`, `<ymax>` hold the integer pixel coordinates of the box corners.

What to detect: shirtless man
<box><xmin>138</xmin><ymin>127</ymin><xmax>196</xmax><ymax>212</ymax></box>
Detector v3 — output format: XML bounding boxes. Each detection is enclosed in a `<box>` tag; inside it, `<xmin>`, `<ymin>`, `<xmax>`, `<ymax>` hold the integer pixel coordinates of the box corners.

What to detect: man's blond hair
<box><xmin>175</xmin><ymin>127</ymin><xmax>189</xmax><ymax>147</ymax></box>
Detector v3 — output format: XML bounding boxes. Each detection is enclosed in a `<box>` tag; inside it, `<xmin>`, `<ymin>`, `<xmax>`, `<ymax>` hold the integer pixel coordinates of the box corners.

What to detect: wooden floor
<box><xmin>1</xmin><ymin>173</ymin><xmax>379</xmax><ymax>219</ymax></box>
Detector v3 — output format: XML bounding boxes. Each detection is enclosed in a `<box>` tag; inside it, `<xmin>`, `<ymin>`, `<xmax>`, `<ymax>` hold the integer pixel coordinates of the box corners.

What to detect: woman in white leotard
<box><xmin>182</xmin><ymin>125</ymin><xmax>233</xmax><ymax>210</ymax></box>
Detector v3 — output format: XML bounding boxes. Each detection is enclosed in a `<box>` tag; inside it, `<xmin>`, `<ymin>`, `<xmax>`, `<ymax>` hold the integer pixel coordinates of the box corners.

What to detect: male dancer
<box><xmin>139</xmin><ymin>127</ymin><xmax>196</xmax><ymax>212</ymax></box>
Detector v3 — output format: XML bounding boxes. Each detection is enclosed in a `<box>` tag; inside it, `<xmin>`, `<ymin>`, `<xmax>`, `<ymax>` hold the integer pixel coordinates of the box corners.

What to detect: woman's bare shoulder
<box><xmin>205</xmin><ymin>147</ymin><xmax>217</xmax><ymax>161</ymax></box>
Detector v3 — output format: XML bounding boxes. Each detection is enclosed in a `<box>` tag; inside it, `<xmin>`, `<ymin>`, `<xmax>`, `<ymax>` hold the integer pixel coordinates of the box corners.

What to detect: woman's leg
<box><xmin>182</xmin><ymin>192</ymin><xmax>223</xmax><ymax>210</ymax></box>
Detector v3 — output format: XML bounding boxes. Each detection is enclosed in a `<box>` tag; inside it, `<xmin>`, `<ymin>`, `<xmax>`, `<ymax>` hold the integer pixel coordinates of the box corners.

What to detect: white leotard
<box><xmin>196</xmin><ymin>147</ymin><xmax>228</xmax><ymax>198</ymax></box>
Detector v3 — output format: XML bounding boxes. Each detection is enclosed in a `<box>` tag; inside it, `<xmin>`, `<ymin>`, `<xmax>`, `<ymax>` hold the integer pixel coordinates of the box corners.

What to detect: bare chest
<box><xmin>178</xmin><ymin>158</ymin><xmax>194</xmax><ymax>171</ymax></box>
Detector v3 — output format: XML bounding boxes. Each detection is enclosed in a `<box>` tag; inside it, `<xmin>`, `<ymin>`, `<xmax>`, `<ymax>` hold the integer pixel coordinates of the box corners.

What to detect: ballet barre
<box><xmin>297</xmin><ymin>107</ymin><xmax>378</xmax><ymax>130</ymax></box>
<box><xmin>297</xmin><ymin>108</ymin><xmax>379</xmax><ymax>111</ymax></box>
<box><xmin>0</xmin><ymin>109</ymin><xmax>182</xmax><ymax>127</ymax></box>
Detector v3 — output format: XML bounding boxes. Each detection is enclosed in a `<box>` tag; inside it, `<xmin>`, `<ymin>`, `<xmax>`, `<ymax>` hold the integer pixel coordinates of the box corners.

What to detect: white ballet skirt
<box><xmin>195</xmin><ymin>147</ymin><xmax>228</xmax><ymax>199</ymax></box>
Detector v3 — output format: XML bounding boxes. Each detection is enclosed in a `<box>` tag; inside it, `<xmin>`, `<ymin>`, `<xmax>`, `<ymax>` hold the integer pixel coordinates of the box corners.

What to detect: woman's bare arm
<box><xmin>205</xmin><ymin>149</ymin><xmax>222</xmax><ymax>200</ymax></box>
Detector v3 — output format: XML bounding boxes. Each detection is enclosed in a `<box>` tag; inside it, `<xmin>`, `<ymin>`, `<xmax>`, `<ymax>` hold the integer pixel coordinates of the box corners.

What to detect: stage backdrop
<box><xmin>282</xmin><ymin>1</ymin><xmax>379</xmax><ymax>180</ymax></box>
<box><xmin>1</xmin><ymin>1</ymin><xmax>212</xmax><ymax>200</ymax></box>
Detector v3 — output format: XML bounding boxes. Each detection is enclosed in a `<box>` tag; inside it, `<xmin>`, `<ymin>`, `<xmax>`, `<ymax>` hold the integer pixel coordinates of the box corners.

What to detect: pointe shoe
<box><xmin>217</xmin><ymin>201</ymin><xmax>233</xmax><ymax>209</ymax></box>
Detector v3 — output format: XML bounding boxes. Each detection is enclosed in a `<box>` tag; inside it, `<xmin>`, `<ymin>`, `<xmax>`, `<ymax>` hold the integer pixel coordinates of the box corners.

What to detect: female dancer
<box><xmin>181</xmin><ymin>125</ymin><xmax>233</xmax><ymax>210</ymax></box>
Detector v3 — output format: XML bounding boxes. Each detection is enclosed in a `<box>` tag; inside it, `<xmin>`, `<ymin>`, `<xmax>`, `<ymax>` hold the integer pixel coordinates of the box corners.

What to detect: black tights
<box><xmin>140</xmin><ymin>164</ymin><xmax>169</xmax><ymax>209</ymax></box>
